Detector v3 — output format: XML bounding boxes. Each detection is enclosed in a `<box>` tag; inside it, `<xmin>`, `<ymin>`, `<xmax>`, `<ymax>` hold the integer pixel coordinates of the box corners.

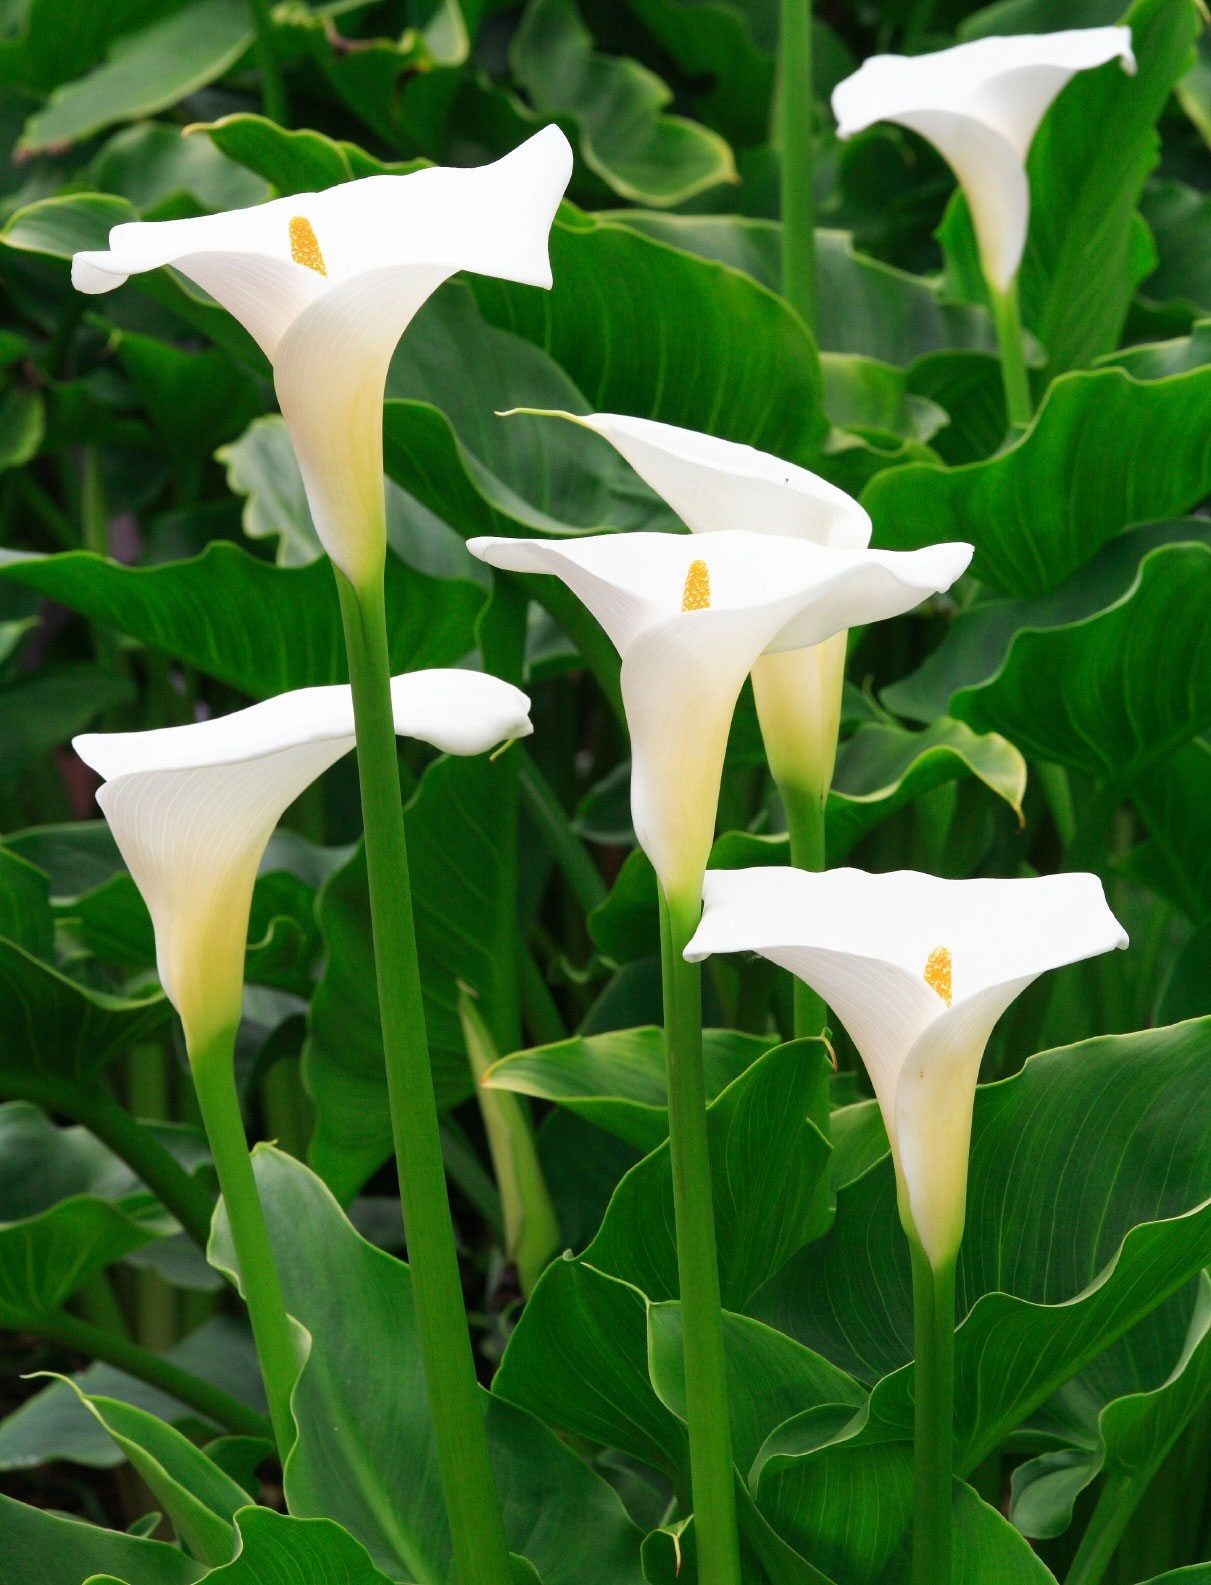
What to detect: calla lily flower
<box><xmin>74</xmin><ymin>672</ymin><xmax>532</xmax><ymax>1053</ymax></box>
<box><xmin>72</xmin><ymin>128</ymin><xmax>573</xmax><ymax>585</ymax></box>
<box><xmin>831</xmin><ymin>29</ymin><xmax>1135</xmax><ymax>292</ymax></box>
<box><xmin>508</xmin><ymin>410</ymin><xmax>875</xmax><ymax>805</ymax></box>
<box><xmin>467</xmin><ymin>530</ymin><xmax>970</xmax><ymax>904</ymax></box>
<box><xmin>685</xmin><ymin>866</ymin><xmax>1128</xmax><ymax>1268</ymax></box>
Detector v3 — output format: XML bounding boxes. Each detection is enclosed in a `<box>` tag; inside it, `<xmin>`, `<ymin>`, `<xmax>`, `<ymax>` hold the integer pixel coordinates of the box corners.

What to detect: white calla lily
<box><xmin>509</xmin><ymin>410</ymin><xmax>874</xmax><ymax>806</ymax></box>
<box><xmin>468</xmin><ymin>530</ymin><xmax>970</xmax><ymax>904</ymax></box>
<box><xmin>685</xmin><ymin>865</ymin><xmax>1128</xmax><ymax>1268</ymax></box>
<box><xmin>832</xmin><ymin>29</ymin><xmax>1135</xmax><ymax>292</ymax></box>
<box><xmin>74</xmin><ymin>671</ymin><xmax>532</xmax><ymax>1052</ymax></box>
<box><xmin>72</xmin><ymin>128</ymin><xmax>572</xmax><ymax>585</ymax></box>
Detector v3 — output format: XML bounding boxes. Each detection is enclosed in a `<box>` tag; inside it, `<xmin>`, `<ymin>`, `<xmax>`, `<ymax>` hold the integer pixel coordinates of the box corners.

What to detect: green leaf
<box><xmin>88</xmin><ymin>121</ymin><xmax>269</xmax><ymax>216</ymax></box>
<box><xmin>1140</xmin><ymin>180</ymin><xmax>1211</xmax><ymax>318</ymax></box>
<box><xmin>865</xmin><ymin>365</ymin><xmax>1211</xmax><ymax>597</ymax></box>
<box><xmin>0</xmin><ymin>1102</ymin><xmax>166</xmax><ymax>1327</ymax></box>
<box><xmin>1130</xmin><ymin>738</ymin><xmax>1211</xmax><ymax>921</ymax></box>
<box><xmin>472</xmin><ymin>212</ymin><xmax>827</xmax><ymax>456</ymax></box>
<box><xmin>0</xmin><ymin>1491</ymin><xmax>202</xmax><ymax>1585</ymax></box>
<box><xmin>0</xmin><ymin>543</ymin><xmax>484</xmax><ymax>697</ymax></box>
<box><xmin>483</xmin><ymin>1027</ymin><xmax>775</xmax><ymax>1152</ymax></box>
<box><xmin>511</xmin><ymin>0</ymin><xmax>736</xmax><ymax>207</ymax></box>
<box><xmin>952</xmin><ymin>541</ymin><xmax>1211</xmax><ymax>788</ymax></box>
<box><xmin>611</xmin><ymin>216</ymin><xmax>1000</xmax><ymax>366</ymax></box>
<box><xmin>20</xmin><ymin>0</ymin><xmax>253</xmax><ymax>154</ymax></box>
<box><xmin>0</xmin><ymin>1317</ymin><xmax>265</xmax><ymax>1471</ymax></box>
<box><xmin>754</xmin><ymin>1021</ymin><xmax>1211</xmax><ymax>1481</ymax></box>
<box><xmin>0</xmin><ymin>844</ymin><xmax>53</xmax><ymax>957</ymax></box>
<box><xmin>208</xmin><ymin>1147</ymin><xmax>644</xmax><ymax>1584</ymax></box>
<box><xmin>306</xmin><ymin>753</ymin><xmax>524</xmax><ymax>1199</ymax></box>
<box><xmin>1011</xmin><ymin>1274</ymin><xmax>1211</xmax><ymax>1539</ymax></box>
<box><xmin>55</xmin><ymin>1382</ymin><xmax>248</xmax><ymax>1566</ymax></box>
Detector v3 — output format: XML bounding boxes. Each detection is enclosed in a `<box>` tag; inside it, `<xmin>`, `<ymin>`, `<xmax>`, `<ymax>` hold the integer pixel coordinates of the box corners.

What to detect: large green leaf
<box><xmin>511</xmin><ymin>0</ymin><xmax>736</xmax><ymax>206</ymax></box>
<box><xmin>20</xmin><ymin>0</ymin><xmax>252</xmax><ymax>154</ymax></box>
<box><xmin>209</xmin><ymin>1147</ymin><xmax>643</xmax><ymax>1584</ymax></box>
<box><xmin>0</xmin><ymin>1492</ymin><xmax>202</xmax><ymax>1585</ymax></box>
<box><xmin>306</xmin><ymin>753</ymin><xmax>523</xmax><ymax>1199</ymax></box>
<box><xmin>483</xmin><ymin>1027</ymin><xmax>775</xmax><ymax>1152</ymax></box>
<box><xmin>1011</xmin><ymin>1274</ymin><xmax>1211</xmax><ymax>1539</ymax></box>
<box><xmin>951</xmin><ymin>541</ymin><xmax>1211</xmax><ymax>788</ymax></box>
<box><xmin>58</xmin><ymin>1382</ymin><xmax>248</xmax><ymax>1566</ymax></box>
<box><xmin>865</xmin><ymin>365</ymin><xmax>1211</xmax><ymax>596</ymax></box>
<box><xmin>174</xmin><ymin>1509</ymin><xmax>398</xmax><ymax>1585</ymax></box>
<box><xmin>0</xmin><ymin>544</ymin><xmax>483</xmax><ymax>697</ymax></box>
<box><xmin>0</xmin><ymin>1102</ymin><xmax>167</xmax><ymax>1327</ymax></box>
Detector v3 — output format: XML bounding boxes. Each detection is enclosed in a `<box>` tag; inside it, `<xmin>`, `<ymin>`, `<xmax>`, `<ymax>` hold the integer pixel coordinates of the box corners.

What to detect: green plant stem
<box><xmin>10</xmin><ymin>1076</ymin><xmax>214</xmax><ymax>1249</ymax></box>
<box><xmin>658</xmin><ymin>887</ymin><xmax>741</xmax><ymax>1585</ymax></box>
<box><xmin>191</xmin><ymin>1030</ymin><xmax>298</xmax><ymax>1457</ymax></box>
<box><xmin>519</xmin><ymin>752</ymin><xmax>606</xmax><ymax>916</ymax></box>
<box><xmin>248</xmin><ymin>0</ymin><xmax>288</xmax><ymax>124</ymax></box>
<box><xmin>911</xmin><ymin>1242</ymin><xmax>955</xmax><ymax>1585</ymax></box>
<box><xmin>782</xmin><ymin>782</ymin><xmax>827</xmax><ymax>1042</ymax></box>
<box><xmin>779</xmin><ymin>0</ymin><xmax>817</xmax><ymax>336</ymax></box>
<box><xmin>991</xmin><ymin>280</ymin><xmax>1033</xmax><ymax>432</ymax></box>
<box><xmin>33</xmin><ymin>1309</ymin><xmax>271</xmax><ymax>1440</ymax></box>
<box><xmin>336</xmin><ymin>566</ymin><xmax>513</xmax><ymax>1585</ymax></box>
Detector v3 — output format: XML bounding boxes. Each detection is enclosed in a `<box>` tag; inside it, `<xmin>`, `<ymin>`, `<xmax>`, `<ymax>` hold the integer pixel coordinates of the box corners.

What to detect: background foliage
<box><xmin>0</xmin><ymin>0</ymin><xmax>1208</xmax><ymax>1581</ymax></box>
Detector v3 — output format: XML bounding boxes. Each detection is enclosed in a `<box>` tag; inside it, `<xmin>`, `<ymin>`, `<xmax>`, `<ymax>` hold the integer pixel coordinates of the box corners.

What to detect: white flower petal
<box><xmin>832</xmin><ymin>28</ymin><xmax>1134</xmax><ymax>290</ymax></box>
<box><xmin>518</xmin><ymin>412</ymin><xmax>872</xmax><ymax>547</ymax></box>
<box><xmin>750</xmin><ymin>632</ymin><xmax>848</xmax><ymax>799</ymax></box>
<box><xmin>71</xmin><ymin>125</ymin><xmax>572</xmax><ymax>360</ymax></box>
<box><xmin>74</xmin><ymin>671</ymin><xmax>532</xmax><ymax>1046</ymax></box>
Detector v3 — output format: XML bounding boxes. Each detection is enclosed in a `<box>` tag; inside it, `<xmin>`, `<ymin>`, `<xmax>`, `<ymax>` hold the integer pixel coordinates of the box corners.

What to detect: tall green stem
<box><xmin>248</xmin><ymin>0</ymin><xmax>288</xmax><ymax>124</ymax></box>
<box><xmin>911</xmin><ymin>1242</ymin><xmax>955</xmax><ymax>1585</ymax></box>
<box><xmin>991</xmin><ymin>280</ymin><xmax>1033</xmax><ymax>432</ymax></box>
<box><xmin>191</xmin><ymin>1030</ymin><xmax>298</xmax><ymax>1456</ymax></box>
<box><xmin>782</xmin><ymin>782</ymin><xmax>827</xmax><ymax>1042</ymax></box>
<box><xmin>658</xmin><ymin>888</ymin><xmax>741</xmax><ymax>1585</ymax></box>
<box><xmin>336</xmin><ymin>567</ymin><xmax>513</xmax><ymax>1585</ymax></box>
<box><xmin>779</xmin><ymin>0</ymin><xmax>817</xmax><ymax>336</ymax></box>
<box><xmin>34</xmin><ymin>1309</ymin><xmax>271</xmax><ymax>1440</ymax></box>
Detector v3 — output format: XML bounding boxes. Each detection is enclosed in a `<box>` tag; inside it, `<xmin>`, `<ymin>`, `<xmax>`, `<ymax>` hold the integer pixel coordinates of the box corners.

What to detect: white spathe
<box><xmin>468</xmin><ymin>530</ymin><xmax>971</xmax><ymax>902</ymax></box>
<box><xmin>509</xmin><ymin>410</ymin><xmax>873</xmax><ymax>800</ymax></box>
<box><xmin>75</xmin><ymin>671</ymin><xmax>532</xmax><ymax>1053</ymax></box>
<box><xmin>832</xmin><ymin>29</ymin><xmax>1135</xmax><ymax>290</ymax></box>
<box><xmin>72</xmin><ymin>128</ymin><xmax>573</xmax><ymax>584</ymax></box>
<box><xmin>685</xmin><ymin>866</ymin><xmax>1128</xmax><ymax>1267</ymax></box>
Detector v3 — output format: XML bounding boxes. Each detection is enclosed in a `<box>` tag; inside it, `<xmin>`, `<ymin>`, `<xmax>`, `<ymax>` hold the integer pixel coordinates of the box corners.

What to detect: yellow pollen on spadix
<box><xmin>682</xmin><ymin>558</ymin><xmax>711</xmax><ymax>611</ymax></box>
<box><xmin>924</xmin><ymin>946</ymin><xmax>952</xmax><ymax>1006</ymax></box>
<box><xmin>289</xmin><ymin>216</ymin><xmax>328</xmax><ymax>276</ymax></box>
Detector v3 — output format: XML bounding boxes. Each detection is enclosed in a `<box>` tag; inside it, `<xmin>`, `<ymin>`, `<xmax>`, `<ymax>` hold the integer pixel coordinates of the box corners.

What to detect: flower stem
<box><xmin>191</xmin><ymin>1029</ymin><xmax>298</xmax><ymax>1457</ymax></box>
<box><xmin>782</xmin><ymin>782</ymin><xmax>827</xmax><ymax>1043</ymax></box>
<box><xmin>33</xmin><ymin>1308</ymin><xmax>271</xmax><ymax>1440</ymax></box>
<box><xmin>336</xmin><ymin>567</ymin><xmax>513</xmax><ymax>1585</ymax></box>
<box><xmin>911</xmin><ymin>1242</ymin><xmax>955</xmax><ymax>1585</ymax></box>
<box><xmin>658</xmin><ymin>887</ymin><xmax>741</xmax><ymax>1585</ymax></box>
<box><xmin>248</xmin><ymin>0</ymin><xmax>288</xmax><ymax>125</ymax></box>
<box><xmin>990</xmin><ymin>280</ymin><xmax>1033</xmax><ymax>432</ymax></box>
<box><xmin>779</xmin><ymin>0</ymin><xmax>817</xmax><ymax>337</ymax></box>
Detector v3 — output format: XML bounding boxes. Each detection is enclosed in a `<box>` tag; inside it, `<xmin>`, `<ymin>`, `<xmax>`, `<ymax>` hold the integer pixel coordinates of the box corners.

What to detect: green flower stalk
<box><xmin>831</xmin><ymin>28</ymin><xmax>1136</xmax><ymax>431</ymax></box>
<box><xmin>686</xmin><ymin>865</ymin><xmax>1128</xmax><ymax>1580</ymax></box>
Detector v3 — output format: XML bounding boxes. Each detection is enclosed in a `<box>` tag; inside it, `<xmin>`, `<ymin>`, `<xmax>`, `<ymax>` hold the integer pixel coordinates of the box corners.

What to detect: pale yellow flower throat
<box><xmin>682</xmin><ymin>558</ymin><xmax>711</xmax><ymax>611</ymax></box>
<box><xmin>924</xmin><ymin>945</ymin><xmax>952</xmax><ymax>1006</ymax></box>
<box><xmin>289</xmin><ymin>216</ymin><xmax>328</xmax><ymax>276</ymax></box>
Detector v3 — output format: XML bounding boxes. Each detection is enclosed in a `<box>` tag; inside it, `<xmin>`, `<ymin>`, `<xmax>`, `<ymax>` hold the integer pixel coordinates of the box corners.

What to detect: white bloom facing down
<box><xmin>685</xmin><ymin>866</ymin><xmax>1128</xmax><ymax>1267</ymax></box>
<box><xmin>74</xmin><ymin>672</ymin><xmax>532</xmax><ymax>1053</ymax></box>
<box><xmin>468</xmin><ymin>530</ymin><xmax>971</xmax><ymax>902</ymax></box>
<box><xmin>832</xmin><ymin>29</ymin><xmax>1135</xmax><ymax>290</ymax></box>
<box><xmin>509</xmin><ymin>410</ymin><xmax>874</xmax><ymax>801</ymax></box>
<box><xmin>72</xmin><ymin>128</ymin><xmax>573</xmax><ymax>584</ymax></box>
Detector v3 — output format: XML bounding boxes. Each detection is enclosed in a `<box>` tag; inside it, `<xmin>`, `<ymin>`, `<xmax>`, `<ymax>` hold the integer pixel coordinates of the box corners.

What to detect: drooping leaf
<box><xmin>0</xmin><ymin>1492</ymin><xmax>202</xmax><ymax>1585</ymax></box>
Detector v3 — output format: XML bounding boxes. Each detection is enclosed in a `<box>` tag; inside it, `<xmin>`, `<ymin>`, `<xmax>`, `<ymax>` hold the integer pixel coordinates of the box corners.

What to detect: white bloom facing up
<box><xmin>832</xmin><ymin>29</ymin><xmax>1135</xmax><ymax>291</ymax></box>
<box><xmin>468</xmin><ymin>530</ymin><xmax>971</xmax><ymax>904</ymax></box>
<box><xmin>506</xmin><ymin>411</ymin><xmax>875</xmax><ymax>804</ymax></box>
<box><xmin>685</xmin><ymin>866</ymin><xmax>1128</xmax><ymax>1268</ymax></box>
<box><xmin>75</xmin><ymin>672</ymin><xmax>532</xmax><ymax>1053</ymax></box>
<box><xmin>72</xmin><ymin>128</ymin><xmax>573</xmax><ymax>585</ymax></box>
